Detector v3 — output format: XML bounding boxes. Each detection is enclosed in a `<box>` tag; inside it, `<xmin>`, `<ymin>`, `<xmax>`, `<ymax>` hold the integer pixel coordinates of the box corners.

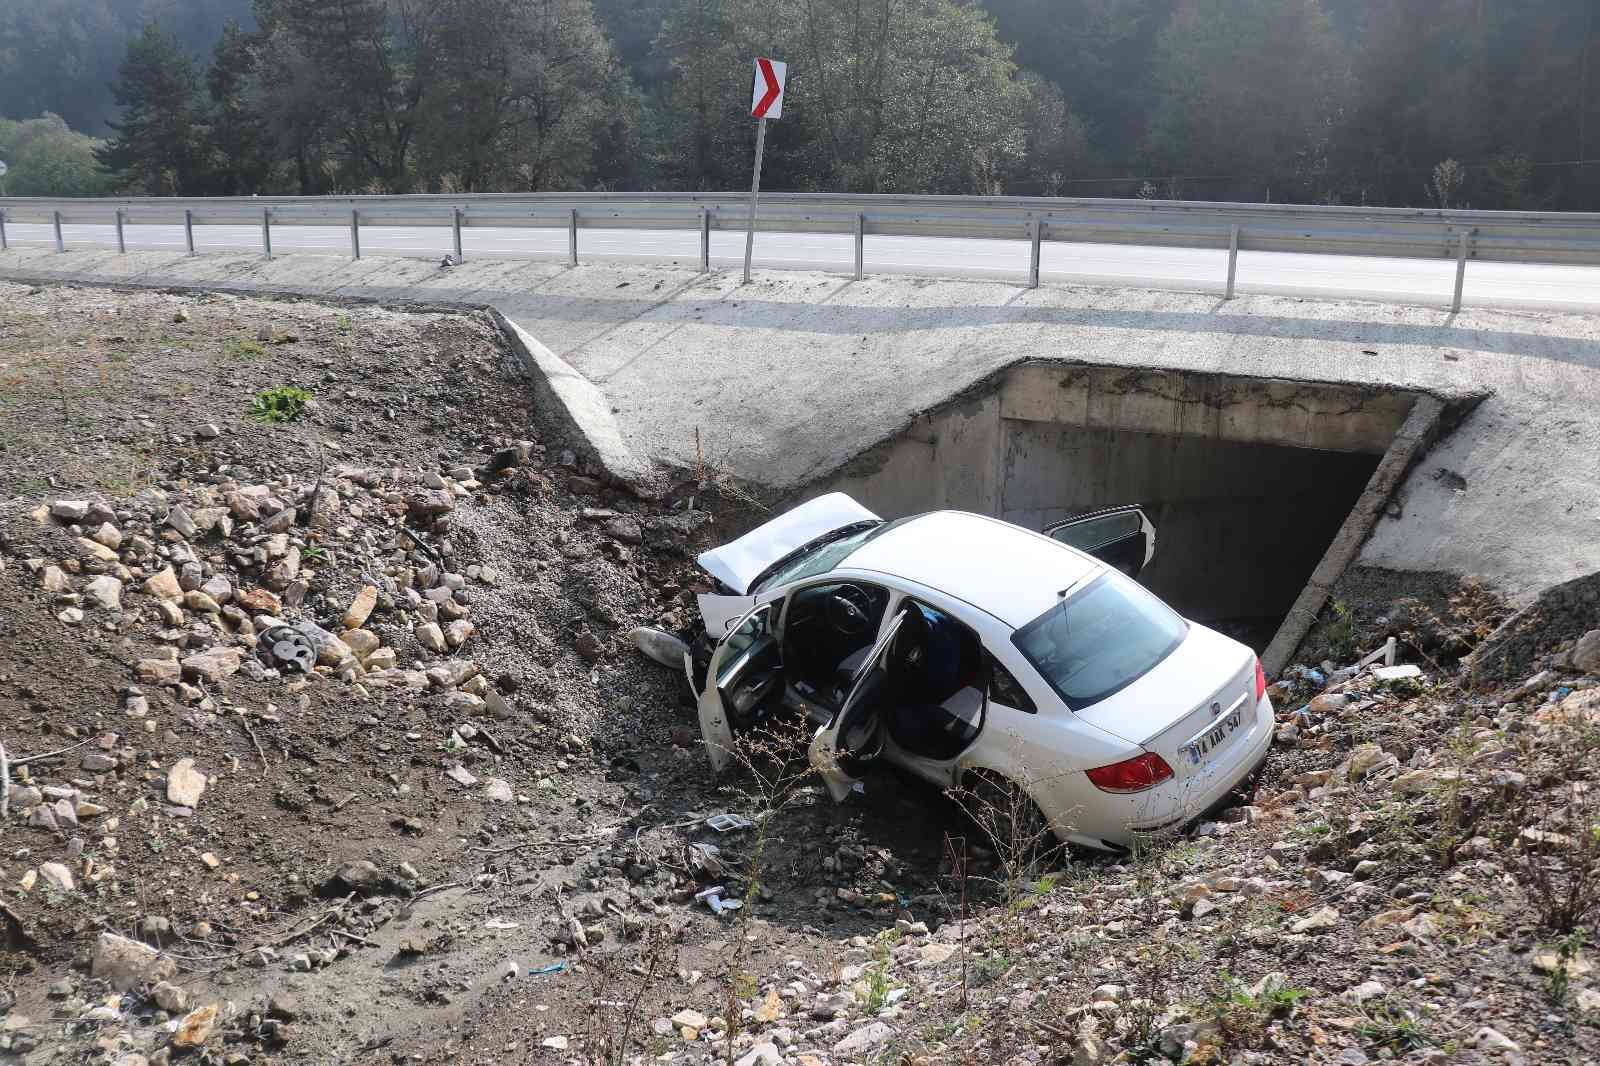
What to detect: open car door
<box><xmin>1043</xmin><ymin>505</ymin><xmax>1156</xmax><ymax>579</ymax></box>
<box><xmin>808</xmin><ymin>610</ymin><xmax>907</xmax><ymax>802</ymax></box>
<box><xmin>697</xmin><ymin>603</ymin><xmax>784</xmax><ymax>773</ymax></box>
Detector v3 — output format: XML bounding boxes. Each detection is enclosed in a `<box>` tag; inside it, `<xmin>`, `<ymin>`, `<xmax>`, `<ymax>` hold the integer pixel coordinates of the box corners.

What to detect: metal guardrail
<box><xmin>5</xmin><ymin>192</ymin><xmax>1600</xmax><ymax>310</ymax></box>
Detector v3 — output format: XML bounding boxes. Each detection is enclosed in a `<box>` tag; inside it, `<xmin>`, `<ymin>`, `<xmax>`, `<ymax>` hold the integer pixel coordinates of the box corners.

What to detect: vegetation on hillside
<box><xmin>1</xmin><ymin>0</ymin><xmax>1598</xmax><ymax>209</ymax></box>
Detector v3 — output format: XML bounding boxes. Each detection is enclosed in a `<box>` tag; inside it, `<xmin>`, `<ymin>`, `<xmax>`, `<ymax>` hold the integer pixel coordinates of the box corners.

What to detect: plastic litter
<box><xmin>1372</xmin><ymin>664</ymin><xmax>1423</xmax><ymax>681</ymax></box>
<box><xmin>484</xmin><ymin>917</ymin><xmax>520</xmax><ymax>930</ymax></box>
<box><xmin>529</xmin><ymin>961</ymin><xmax>567</xmax><ymax>976</ymax></box>
<box><xmin>694</xmin><ymin>885</ymin><xmax>744</xmax><ymax>916</ymax></box>
<box><xmin>706</xmin><ymin>813</ymin><xmax>755</xmax><ymax>833</ymax></box>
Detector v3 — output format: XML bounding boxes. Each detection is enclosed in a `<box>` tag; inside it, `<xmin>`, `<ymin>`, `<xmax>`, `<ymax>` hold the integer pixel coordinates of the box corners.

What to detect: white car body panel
<box><xmin>691</xmin><ymin>498</ymin><xmax>1275</xmax><ymax>851</ymax></box>
<box><xmin>696</xmin><ymin>591</ymin><xmax>758</xmax><ymax>637</ymax></box>
<box><xmin>695</xmin><ymin>492</ymin><xmax>880</xmax><ymax>594</ymax></box>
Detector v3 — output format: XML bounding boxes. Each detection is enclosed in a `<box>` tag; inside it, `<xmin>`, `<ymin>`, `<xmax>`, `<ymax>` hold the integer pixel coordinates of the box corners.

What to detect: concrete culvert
<box><xmin>812</xmin><ymin>363</ymin><xmax>1458</xmax><ymax>667</ymax></box>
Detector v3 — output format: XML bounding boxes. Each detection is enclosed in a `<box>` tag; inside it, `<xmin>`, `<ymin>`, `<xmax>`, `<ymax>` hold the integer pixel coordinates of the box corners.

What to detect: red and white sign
<box><xmin>751</xmin><ymin>57</ymin><xmax>787</xmax><ymax>120</ymax></box>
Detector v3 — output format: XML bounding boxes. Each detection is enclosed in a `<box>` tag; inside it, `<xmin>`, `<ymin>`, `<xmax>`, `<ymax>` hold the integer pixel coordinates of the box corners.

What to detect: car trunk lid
<box><xmin>1073</xmin><ymin>625</ymin><xmax>1255</xmax><ymax>781</ymax></box>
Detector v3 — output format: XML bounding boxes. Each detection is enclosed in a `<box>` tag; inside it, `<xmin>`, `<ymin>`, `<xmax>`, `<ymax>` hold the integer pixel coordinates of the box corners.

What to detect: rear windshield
<box><xmin>1011</xmin><ymin>572</ymin><xmax>1187</xmax><ymax>710</ymax></box>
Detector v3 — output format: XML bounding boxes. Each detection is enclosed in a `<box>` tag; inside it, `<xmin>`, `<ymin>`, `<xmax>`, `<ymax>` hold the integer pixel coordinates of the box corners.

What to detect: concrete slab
<box><xmin>4</xmin><ymin>248</ymin><xmax>1597</xmax><ymax>607</ymax></box>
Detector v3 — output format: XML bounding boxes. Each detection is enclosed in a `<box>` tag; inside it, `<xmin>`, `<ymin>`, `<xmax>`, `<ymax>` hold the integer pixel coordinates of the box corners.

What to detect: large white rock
<box><xmin>93</xmin><ymin>932</ymin><xmax>177</xmax><ymax>991</ymax></box>
<box><xmin>166</xmin><ymin>758</ymin><xmax>208</xmax><ymax>808</ymax></box>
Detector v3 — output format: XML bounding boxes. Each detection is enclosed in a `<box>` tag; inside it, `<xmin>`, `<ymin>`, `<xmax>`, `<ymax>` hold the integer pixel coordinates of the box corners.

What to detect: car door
<box><xmin>1043</xmin><ymin>505</ymin><xmax>1156</xmax><ymax>579</ymax></box>
<box><xmin>696</xmin><ymin>602</ymin><xmax>784</xmax><ymax>773</ymax></box>
<box><xmin>808</xmin><ymin>610</ymin><xmax>907</xmax><ymax>802</ymax></box>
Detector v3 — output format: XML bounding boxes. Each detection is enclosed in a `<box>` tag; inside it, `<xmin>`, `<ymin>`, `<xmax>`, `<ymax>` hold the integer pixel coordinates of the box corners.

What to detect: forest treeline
<box><xmin>1</xmin><ymin>0</ymin><xmax>1597</xmax><ymax>209</ymax></box>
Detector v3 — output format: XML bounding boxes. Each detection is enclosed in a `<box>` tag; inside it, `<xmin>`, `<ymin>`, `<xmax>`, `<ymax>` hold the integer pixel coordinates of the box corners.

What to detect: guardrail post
<box><xmin>452</xmin><ymin>207</ymin><xmax>464</xmax><ymax>263</ymax></box>
<box><xmin>700</xmin><ymin>208</ymin><xmax>711</xmax><ymax>272</ymax></box>
<box><xmin>855</xmin><ymin>213</ymin><xmax>865</xmax><ymax>281</ymax></box>
<box><xmin>350</xmin><ymin>209</ymin><xmax>361</xmax><ymax>259</ymax></box>
<box><xmin>569</xmin><ymin>208</ymin><xmax>579</xmax><ymax>266</ymax></box>
<box><xmin>184</xmin><ymin>209</ymin><xmax>195</xmax><ymax>256</ymax></box>
<box><xmin>115</xmin><ymin>208</ymin><xmax>126</xmax><ymax>254</ymax></box>
<box><xmin>1225</xmin><ymin>225</ymin><xmax>1239</xmax><ymax>299</ymax></box>
<box><xmin>261</xmin><ymin>208</ymin><xmax>272</xmax><ymax>260</ymax></box>
<box><xmin>53</xmin><ymin>210</ymin><xmax>65</xmax><ymax>253</ymax></box>
<box><xmin>0</xmin><ymin>209</ymin><xmax>7</xmax><ymax>251</ymax></box>
<box><xmin>1028</xmin><ymin>219</ymin><xmax>1041</xmax><ymax>288</ymax></box>
<box><xmin>1451</xmin><ymin>230</ymin><xmax>1469</xmax><ymax>312</ymax></box>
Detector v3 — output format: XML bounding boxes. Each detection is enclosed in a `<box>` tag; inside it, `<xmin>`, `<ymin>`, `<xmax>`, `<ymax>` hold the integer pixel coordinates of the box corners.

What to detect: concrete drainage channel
<box><xmin>801</xmin><ymin>363</ymin><xmax>1475</xmax><ymax>673</ymax></box>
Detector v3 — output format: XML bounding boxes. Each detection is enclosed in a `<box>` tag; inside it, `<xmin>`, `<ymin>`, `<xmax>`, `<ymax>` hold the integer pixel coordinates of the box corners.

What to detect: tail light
<box><xmin>1086</xmin><ymin>752</ymin><xmax>1173</xmax><ymax>794</ymax></box>
<box><xmin>1254</xmin><ymin>657</ymin><xmax>1267</xmax><ymax>700</ymax></box>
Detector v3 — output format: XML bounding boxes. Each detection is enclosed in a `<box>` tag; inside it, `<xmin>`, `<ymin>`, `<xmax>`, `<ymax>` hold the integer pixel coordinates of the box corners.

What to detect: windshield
<box><xmin>748</xmin><ymin>515</ymin><xmax>917</xmax><ymax>594</ymax></box>
<box><xmin>1011</xmin><ymin>572</ymin><xmax>1186</xmax><ymax>710</ymax></box>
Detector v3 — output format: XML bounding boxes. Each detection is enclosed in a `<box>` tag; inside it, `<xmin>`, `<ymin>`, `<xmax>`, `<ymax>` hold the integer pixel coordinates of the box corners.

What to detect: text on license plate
<box><xmin>1182</xmin><ymin>709</ymin><xmax>1241</xmax><ymax>766</ymax></box>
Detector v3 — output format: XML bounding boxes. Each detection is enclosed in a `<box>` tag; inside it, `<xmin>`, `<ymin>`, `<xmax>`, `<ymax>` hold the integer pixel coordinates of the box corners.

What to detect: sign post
<box><xmin>0</xmin><ymin>159</ymin><xmax>8</xmax><ymax>196</ymax></box>
<box><xmin>744</xmin><ymin>57</ymin><xmax>786</xmax><ymax>284</ymax></box>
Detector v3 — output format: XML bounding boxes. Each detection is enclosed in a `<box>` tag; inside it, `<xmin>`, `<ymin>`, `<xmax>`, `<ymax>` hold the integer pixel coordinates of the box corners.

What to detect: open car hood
<box><xmin>697</xmin><ymin>493</ymin><xmax>881</xmax><ymax>594</ymax></box>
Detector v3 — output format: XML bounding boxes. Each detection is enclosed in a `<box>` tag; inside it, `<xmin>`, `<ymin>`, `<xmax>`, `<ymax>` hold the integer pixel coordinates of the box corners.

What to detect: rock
<box><xmin>81</xmin><ymin>752</ymin><xmax>117</xmax><ymax>773</ymax></box>
<box><xmin>183</xmin><ymin>589</ymin><xmax>221</xmax><ymax>614</ymax></box>
<box><xmin>135</xmin><ymin>658</ymin><xmax>181</xmax><ymax>685</ymax></box>
<box><xmin>236</xmin><ymin>587</ymin><xmax>281</xmax><ymax>613</ymax></box>
<box><xmin>918</xmin><ymin>942</ymin><xmax>957</xmax><ymax>966</ymax></box>
<box><xmin>484</xmin><ymin>779</ymin><xmax>514</xmax><ymax>803</ymax></box>
<box><xmin>329</xmin><ymin>860</ymin><xmax>384</xmax><ymax>894</ymax></box>
<box><xmin>1391</xmin><ymin>768</ymin><xmax>1439</xmax><ymax>795</ymax></box>
<box><xmin>265</xmin><ymin>547</ymin><xmax>301</xmax><ymax>591</ymax></box>
<box><xmin>58</xmin><ymin>606</ymin><xmax>84</xmax><ymax>625</ymax></box>
<box><xmin>1342</xmin><ymin>980</ymin><xmax>1386</xmax><ymax>1004</ymax></box>
<box><xmin>173</xmin><ymin>1003</ymin><xmax>219</xmax><ymax>1047</ymax></box>
<box><xmin>39</xmin><ymin>861</ymin><xmax>75</xmax><ymax>892</ymax></box>
<box><xmin>166</xmin><ymin>506</ymin><xmax>197</xmax><ymax>539</ymax></box>
<box><xmin>90</xmin><ymin>522</ymin><xmax>123</xmax><ymax>550</ymax></box>
<box><xmin>834</xmin><ymin>1022</ymin><xmax>894</xmax><ymax>1056</ymax></box>
<box><xmin>267</xmin><ymin>992</ymin><xmax>300</xmax><ymax>1020</ymax></box>
<box><xmin>444</xmin><ymin>619</ymin><xmax>474</xmax><ymax>649</ymax></box>
<box><xmin>51</xmin><ymin>499</ymin><xmax>90</xmax><ymax>522</ymax></box>
<box><xmin>343</xmin><ymin>585</ymin><xmax>379</xmax><ymax>629</ymax></box>
<box><xmin>1290</xmin><ymin>905</ymin><xmax>1339</xmax><ymax>933</ymax></box>
<box><xmin>1308</xmin><ymin>692</ymin><xmax>1350</xmax><ymax>715</ymax></box>
<box><xmin>39</xmin><ymin>565</ymin><xmax>68</xmax><ymax>592</ymax></box>
<box><xmin>82</xmin><ymin>575</ymin><xmax>123</xmax><ymax>609</ymax></box>
<box><xmin>194</xmin><ymin>423</ymin><xmax>220</xmax><ymax>440</ymax></box>
<box><xmin>575</xmin><ymin>630</ymin><xmax>602</xmax><ymax>661</ymax></box>
<box><xmin>605</xmin><ymin>517</ymin><xmax>643</xmax><ymax>544</ymax></box>
<box><xmin>1532</xmin><ymin>950</ymin><xmax>1592</xmax><ymax>978</ymax></box>
<box><xmin>446</xmin><ymin>765</ymin><xmax>478</xmax><ymax>787</ymax></box>
<box><xmin>736</xmin><ymin>1043</ymin><xmax>782</xmax><ymax>1066</ymax></box>
<box><xmin>1346</xmin><ymin>743</ymin><xmax>1386</xmax><ymax>780</ymax></box>
<box><xmin>1568</xmin><ymin>629</ymin><xmax>1600</xmax><ymax>673</ymax></box>
<box><xmin>1577</xmin><ymin>987</ymin><xmax>1600</xmax><ymax>1012</ymax></box>
<box><xmin>143</xmin><ymin>567</ymin><xmax>184</xmax><ymax>602</ymax></box>
<box><xmin>182</xmin><ymin>647</ymin><xmax>241</xmax><ymax>683</ymax></box>
<box><xmin>77</xmin><ymin>537</ymin><xmax>118</xmax><ymax>563</ymax></box>
<box><xmin>1470</xmin><ymin>1027</ymin><xmax>1520</xmax><ymax>1056</ymax></box>
<box><xmin>670</xmin><ymin>1008</ymin><xmax>707</xmax><ymax>1036</ymax></box>
<box><xmin>151</xmin><ymin>981</ymin><xmax>188</xmax><ymax>1012</ymax></box>
<box><xmin>262</xmin><ymin>507</ymin><xmax>295</xmax><ymax>533</ymax></box>
<box><xmin>343</xmin><ymin>629</ymin><xmax>380</xmax><ymax>658</ymax></box>
<box><xmin>366</xmin><ymin>647</ymin><xmax>397</xmax><ymax>670</ymax></box>
<box><xmin>166</xmin><ymin>758</ymin><xmax>208</xmax><ymax>808</ymax></box>
<box><xmin>93</xmin><ymin>932</ymin><xmax>177</xmax><ymax>991</ymax></box>
<box><xmin>415</xmin><ymin>622</ymin><xmax>447</xmax><ymax>654</ymax></box>
<box><xmin>407</xmin><ymin>491</ymin><xmax>455</xmax><ymax>517</ymax></box>
<box><xmin>200</xmin><ymin>575</ymin><xmax>233</xmax><ymax>603</ymax></box>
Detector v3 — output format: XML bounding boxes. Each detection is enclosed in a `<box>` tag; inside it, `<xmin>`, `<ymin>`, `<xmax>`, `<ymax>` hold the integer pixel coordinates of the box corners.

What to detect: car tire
<box><xmin>959</xmin><ymin>770</ymin><xmax>1057</xmax><ymax>861</ymax></box>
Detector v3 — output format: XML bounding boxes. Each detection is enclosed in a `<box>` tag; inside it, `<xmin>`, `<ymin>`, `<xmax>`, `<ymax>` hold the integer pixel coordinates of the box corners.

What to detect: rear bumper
<box><xmin>1126</xmin><ymin>692</ymin><xmax>1274</xmax><ymax>834</ymax></box>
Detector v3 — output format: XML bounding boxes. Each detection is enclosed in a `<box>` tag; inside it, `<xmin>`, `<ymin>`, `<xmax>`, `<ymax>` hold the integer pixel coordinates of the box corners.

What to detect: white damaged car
<box><xmin>671</xmin><ymin>493</ymin><xmax>1273</xmax><ymax>852</ymax></box>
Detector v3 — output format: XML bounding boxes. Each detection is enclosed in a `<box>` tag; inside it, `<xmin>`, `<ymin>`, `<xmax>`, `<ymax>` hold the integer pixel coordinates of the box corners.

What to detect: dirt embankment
<box><xmin>1</xmin><ymin>281</ymin><xmax>1598</xmax><ymax>1066</ymax></box>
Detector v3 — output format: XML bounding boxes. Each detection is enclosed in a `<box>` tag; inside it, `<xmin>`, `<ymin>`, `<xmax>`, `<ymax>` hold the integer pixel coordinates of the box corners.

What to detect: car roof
<box><xmin>841</xmin><ymin>511</ymin><xmax>1101</xmax><ymax>628</ymax></box>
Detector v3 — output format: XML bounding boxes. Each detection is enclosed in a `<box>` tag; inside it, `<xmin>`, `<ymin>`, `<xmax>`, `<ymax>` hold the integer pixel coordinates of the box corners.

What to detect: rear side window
<box><xmin>1011</xmin><ymin>572</ymin><xmax>1186</xmax><ymax>710</ymax></box>
<box><xmin>986</xmin><ymin>653</ymin><xmax>1037</xmax><ymax>713</ymax></box>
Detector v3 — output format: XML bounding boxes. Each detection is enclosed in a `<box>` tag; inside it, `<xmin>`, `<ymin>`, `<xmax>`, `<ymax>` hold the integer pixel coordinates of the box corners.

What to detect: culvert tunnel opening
<box><xmin>815</xmin><ymin>365</ymin><xmax>1427</xmax><ymax>658</ymax></box>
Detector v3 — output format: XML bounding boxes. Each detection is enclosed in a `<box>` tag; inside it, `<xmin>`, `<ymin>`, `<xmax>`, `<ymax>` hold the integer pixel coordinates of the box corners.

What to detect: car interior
<box><xmin>780</xmin><ymin>581</ymin><xmax>891</xmax><ymax>708</ymax></box>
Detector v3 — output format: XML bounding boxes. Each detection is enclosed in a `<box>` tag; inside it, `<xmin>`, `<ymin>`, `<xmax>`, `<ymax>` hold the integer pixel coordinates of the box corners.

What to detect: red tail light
<box><xmin>1254</xmin><ymin>657</ymin><xmax>1267</xmax><ymax>700</ymax></box>
<box><xmin>1086</xmin><ymin>752</ymin><xmax>1174</xmax><ymax>794</ymax></box>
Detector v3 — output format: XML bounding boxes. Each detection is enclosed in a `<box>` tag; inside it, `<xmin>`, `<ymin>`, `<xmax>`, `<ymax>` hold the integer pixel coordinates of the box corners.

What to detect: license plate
<box><xmin>1182</xmin><ymin>709</ymin><xmax>1241</xmax><ymax>766</ymax></box>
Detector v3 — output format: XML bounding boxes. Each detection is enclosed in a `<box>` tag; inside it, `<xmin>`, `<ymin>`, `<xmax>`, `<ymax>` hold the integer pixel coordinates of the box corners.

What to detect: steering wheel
<box><xmin>824</xmin><ymin>585</ymin><xmax>874</xmax><ymax>636</ymax></box>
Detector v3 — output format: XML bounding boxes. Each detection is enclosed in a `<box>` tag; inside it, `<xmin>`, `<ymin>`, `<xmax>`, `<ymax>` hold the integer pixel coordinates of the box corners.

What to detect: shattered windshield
<box><xmin>1011</xmin><ymin>572</ymin><xmax>1186</xmax><ymax>710</ymax></box>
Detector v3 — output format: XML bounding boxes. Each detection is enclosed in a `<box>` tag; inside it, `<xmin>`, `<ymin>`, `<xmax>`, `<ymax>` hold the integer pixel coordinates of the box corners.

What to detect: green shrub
<box><xmin>250</xmin><ymin>385</ymin><xmax>313</xmax><ymax>424</ymax></box>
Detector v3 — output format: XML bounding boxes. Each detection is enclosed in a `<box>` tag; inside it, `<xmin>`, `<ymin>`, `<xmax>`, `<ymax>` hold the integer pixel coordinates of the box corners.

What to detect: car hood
<box><xmin>697</xmin><ymin>492</ymin><xmax>880</xmax><ymax>594</ymax></box>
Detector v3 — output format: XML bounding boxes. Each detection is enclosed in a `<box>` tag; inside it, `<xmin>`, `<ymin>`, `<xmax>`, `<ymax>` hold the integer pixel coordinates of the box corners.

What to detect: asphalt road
<box><xmin>9</xmin><ymin>220</ymin><xmax>1600</xmax><ymax>311</ymax></box>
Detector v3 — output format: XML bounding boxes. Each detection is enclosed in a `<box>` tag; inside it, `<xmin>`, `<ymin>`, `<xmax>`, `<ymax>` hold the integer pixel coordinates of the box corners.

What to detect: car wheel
<box><xmin>959</xmin><ymin>770</ymin><xmax>1057</xmax><ymax>863</ymax></box>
